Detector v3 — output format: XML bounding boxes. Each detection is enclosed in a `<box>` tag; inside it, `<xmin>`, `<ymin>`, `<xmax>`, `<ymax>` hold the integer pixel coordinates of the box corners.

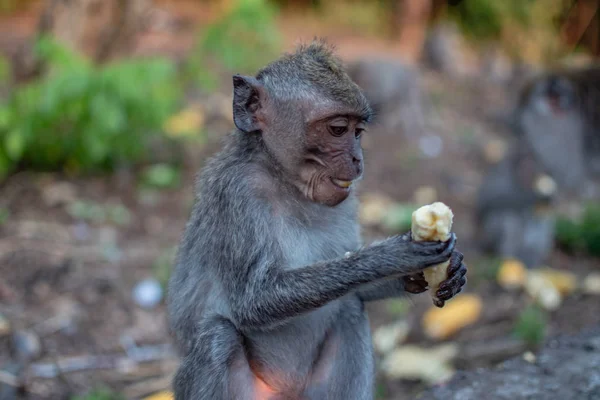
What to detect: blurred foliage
<box><xmin>140</xmin><ymin>163</ymin><xmax>182</xmax><ymax>189</ymax></box>
<box><xmin>555</xmin><ymin>203</ymin><xmax>600</xmax><ymax>257</ymax></box>
<box><xmin>184</xmin><ymin>0</ymin><xmax>282</xmax><ymax>91</ymax></box>
<box><xmin>468</xmin><ymin>257</ymin><xmax>502</xmax><ymax>288</ymax></box>
<box><xmin>153</xmin><ymin>246</ymin><xmax>178</xmax><ymax>289</ymax></box>
<box><xmin>512</xmin><ymin>303</ymin><xmax>547</xmax><ymax>347</ymax></box>
<box><xmin>0</xmin><ymin>0</ymin><xmax>36</xmax><ymax>14</ymax></box>
<box><xmin>0</xmin><ymin>207</ymin><xmax>8</xmax><ymax>225</ymax></box>
<box><xmin>447</xmin><ymin>0</ymin><xmax>566</xmax><ymax>63</ymax></box>
<box><xmin>67</xmin><ymin>200</ymin><xmax>132</xmax><ymax>226</ymax></box>
<box><xmin>0</xmin><ymin>36</ymin><xmax>181</xmax><ymax>180</ymax></box>
<box><xmin>385</xmin><ymin>298</ymin><xmax>411</xmax><ymax>317</ymax></box>
<box><xmin>0</xmin><ymin>54</ymin><xmax>9</xmax><ymax>85</ymax></box>
<box><xmin>381</xmin><ymin>203</ymin><xmax>417</xmax><ymax>233</ymax></box>
<box><xmin>71</xmin><ymin>387</ymin><xmax>125</xmax><ymax>400</ymax></box>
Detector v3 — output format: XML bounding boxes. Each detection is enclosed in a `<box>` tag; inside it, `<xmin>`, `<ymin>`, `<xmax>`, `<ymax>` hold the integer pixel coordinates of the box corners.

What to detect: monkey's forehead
<box><xmin>301</xmin><ymin>97</ymin><xmax>373</xmax><ymax>122</ymax></box>
<box><xmin>262</xmin><ymin>78</ymin><xmax>372</xmax><ymax>122</ymax></box>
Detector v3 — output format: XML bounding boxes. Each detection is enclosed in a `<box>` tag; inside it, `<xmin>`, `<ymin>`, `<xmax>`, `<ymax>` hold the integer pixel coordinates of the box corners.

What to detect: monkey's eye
<box><xmin>355</xmin><ymin>127</ymin><xmax>365</xmax><ymax>138</ymax></box>
<box><xmin>329</xmin><ymin>125</ymin><xmax>347</xmax><ymax>137</ymax></box>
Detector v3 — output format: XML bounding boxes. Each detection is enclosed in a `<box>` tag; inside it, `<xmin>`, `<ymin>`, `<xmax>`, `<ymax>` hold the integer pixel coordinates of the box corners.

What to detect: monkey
<box><xmin>167</xmin><ymin>40</ymin><xmax>467</xmax><ymax>400</ymax></box>
<box><xmin>516</xmin><ymin>65</ymin><xmax>600</xmax><ymax>197</ymax></box>
<box><xmin>475</xmin><ymin>64</ymin><xmax>600</xmax><ymax>268</ymax></box>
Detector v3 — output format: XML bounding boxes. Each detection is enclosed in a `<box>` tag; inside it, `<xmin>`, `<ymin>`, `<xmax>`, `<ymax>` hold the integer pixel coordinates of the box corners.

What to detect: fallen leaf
<box><xmin>532</xmin><ymin>268</ymin><xmax>577</xmax><ymax>296</ymax></box>
<box><xmin>497</xmin><ymin>259</ymin><xmax>527</xmax><ymax>290</ymax></box>
<box><xmin>144</xmin><ymin>391</ymin><xmax>174</xmax><ymax>400</ymax></box>
<box><xmin>422</xmin><ymin>294</ymin><xmax>482</xmax><ymax>340</ymax></box>
<box><xmin>164</xmin><ymin>106</ymin><xmax>205</xmax><ymax>138</ymax></box>
<box><xmin>373</xmin><ymin>321</ymin><xmax>410</xmax><ymax>354</ymax></box>
<box><xmin>525</xmin><ymin>272</ymin><xmax>561</xmax><ymax>311</ymax></box>
<box><xmin>582</xmin><ymin>273</ymin><xmax>600</xmax><ymax>295</ymax></box>
<box><xmin>381</xmin><ymin>344</ymin><xmax>458</xmax><ymax>385</ymax></box>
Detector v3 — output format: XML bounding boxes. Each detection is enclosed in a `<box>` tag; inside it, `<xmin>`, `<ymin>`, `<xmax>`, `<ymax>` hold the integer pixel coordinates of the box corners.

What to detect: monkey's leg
<box><xmin>173</xmin><ymin>316</ymin><xmax>257</xmax><ymax>400</ymax></box>
<box><xmin>305</xmin><ymin>297</ymin><xmax>374</xmax><ymax>400</ymax></box>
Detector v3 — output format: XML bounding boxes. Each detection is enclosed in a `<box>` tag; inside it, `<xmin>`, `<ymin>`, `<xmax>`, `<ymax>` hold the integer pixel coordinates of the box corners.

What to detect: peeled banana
<box><xmin>411</xmin><ymin>202</ymin><xmax>454</xmax><ymax>307</ymax></box>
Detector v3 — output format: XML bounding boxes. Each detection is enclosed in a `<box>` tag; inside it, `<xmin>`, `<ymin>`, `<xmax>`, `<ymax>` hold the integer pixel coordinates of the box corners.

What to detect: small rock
<box><xmin>72</xmin><ymin>222</ymin><xmax>91</xmax><ymax>242</ymax></box>
<box><xmin>12</xmin><ymin>330</ymin><xmax>41</xmax><ymax>362</ymax></box>
<box><xmin>373</xmin><ymin>321</ymin><xmax>410</xmax><ymax>354</ymax></box>
<box><xmin>582</xmin><ymin>273</ymin><xmax>600</xmax><ymax>295</ymax></box>
<box><xmin>419</xmin><ymin>134</ymin><xmax>443</xmax><ymax>158</ymax></box>
<box><xmin>0</xmin><ymin>314</ymin><xmax>10</xmax><ymax>336</ymax></box>
<box><xmin>98</xmin><ymin>226</ymin><xmax>118</xmax><ymax>245</ymax></box>
<box><xmin>133</xmin><ymin>279</ymin><xmax>163</xmax><ymax>309</ymax></box>
<box><xmin>522</xmin><ymin>351</ymin><xmax>536</xmax><ymax>363</ymax></box>
<box><xmin>534</xmin><ymin>175</ymin><xmax>558</xmax><ymax>198</ymax></box>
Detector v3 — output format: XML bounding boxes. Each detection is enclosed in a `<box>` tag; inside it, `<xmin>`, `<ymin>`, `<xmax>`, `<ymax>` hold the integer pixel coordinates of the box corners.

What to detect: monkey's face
<box><xmin>295</xmin><ymin>113</ymin><xmax>365</xmax><ymax>207</ymax></box>
<box><xmin>230</xmin><ymin>68</ymin><xmax>371</xmax><ymax>207</ymax></box>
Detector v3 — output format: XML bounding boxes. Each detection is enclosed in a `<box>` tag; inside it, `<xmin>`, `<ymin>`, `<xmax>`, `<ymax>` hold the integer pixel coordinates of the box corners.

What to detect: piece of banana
<box><xmin>411</xmin><ymin>202</ymin><xmax>454</xmax><ymax>307</ymax></box>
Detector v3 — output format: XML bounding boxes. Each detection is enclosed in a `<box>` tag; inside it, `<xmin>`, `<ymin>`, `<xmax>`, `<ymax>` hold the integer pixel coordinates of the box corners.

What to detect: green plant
<box><xmin>381</xmin><ymin>203</ymin><xmax>418</xmax><ymax>233</ymax></box>
<box><xmin>512</xmin><ymin>303</ymin><xmax>547</xmax><ymax>347</ymax></box>
<box><xmin>0</xmin><ymin>36</ymin><xmax>181</xmax><ymax>180</ymax></box>
<box><xmin>385</xmin><ymin>298</ymin><xmax>411</xmax><ymax>317</ymax></box>
<box><xmin>67</xmin><ymin>200</ymin><xmax>132</xmax><ymax>226</ymax></box>
<box><xmin>184</xmin><ymin>0</ymin><xmax>282</xmax><ymax>90</ymax></box>
<box><xmin>153</xmin><ymin>246</ymin><xmax>178</xmax><ymax>289</ymax></box>
<box><xmin>555</xmin><ymin>202</ymin><xmax>600</xmax><ymax>257</ymax></box>
<box><xmin>71</xmin><ymin>387</ymin><xmax>125</xmax><ymax>400</ymax></box>
<box><xmin>447</xmin><ymin>0</ymin><xmax>565</xmax><ymax>63</ymax></box>
<box><xmin>467</xmin><ymin>256</ymin><xmax>502</xmax><ymax>288</ymax></box>
<box><xmin>0</xmin><ymin>207</ymin><xmax>9</xmax><ymax>225</ymax></box>
<box><xmin>141</xmin><ymin>163</ymin><xmax>181</xmax><ymax>189</ymax></box>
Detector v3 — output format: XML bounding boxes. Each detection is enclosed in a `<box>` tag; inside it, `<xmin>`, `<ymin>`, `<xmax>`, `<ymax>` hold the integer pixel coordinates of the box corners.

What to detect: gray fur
<box><xmin>167</xmin><ymin>40</ymin><xmax>464</xmax><ymax>400</ymax></box>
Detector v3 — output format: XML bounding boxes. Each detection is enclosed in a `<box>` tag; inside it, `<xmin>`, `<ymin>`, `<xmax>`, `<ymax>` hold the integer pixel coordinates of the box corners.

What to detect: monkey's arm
<box><xmin>355</xmin><ymin>278</ymin><xmax>408</xmax><ymax>302</ymax></box>
<box><xmin>217</xmin><ymin>228</ymin><xmax>455</xmax><ymax>331</ymax></box>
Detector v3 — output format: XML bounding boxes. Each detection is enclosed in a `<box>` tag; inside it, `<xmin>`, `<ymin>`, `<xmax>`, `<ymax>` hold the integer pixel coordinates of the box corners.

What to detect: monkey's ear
<box><xmin>232</xmin><ymin>74</ymin><xmax>264</xmax><ymax>133</ymax></box>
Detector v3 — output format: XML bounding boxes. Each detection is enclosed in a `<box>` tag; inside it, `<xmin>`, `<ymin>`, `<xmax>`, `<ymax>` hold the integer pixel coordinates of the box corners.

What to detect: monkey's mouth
<box><xmin>330</xmin><ymin>177</ymin><xmax>354</xmax><ymax>189</ymax></box>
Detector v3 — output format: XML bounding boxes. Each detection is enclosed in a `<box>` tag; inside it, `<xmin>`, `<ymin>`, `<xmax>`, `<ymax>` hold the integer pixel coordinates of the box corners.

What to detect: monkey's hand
<box><xmin>384</xmin><ymin>231</ymin><xmax>456</xmax><ymax>275</ymax></box>
<box><xmin>403</xmin><ymin>251</ymin><xmax>467</xmax><ymax>304</ymax></box>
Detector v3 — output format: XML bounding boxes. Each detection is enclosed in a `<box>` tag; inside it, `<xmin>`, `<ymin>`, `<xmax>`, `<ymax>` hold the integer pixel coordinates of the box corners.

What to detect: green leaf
<box><xmin>4</xmin><ymin>129</ymin><xmax>24</xmax><ymax>161</ymax></box>
<box><xmin>141</xmin><ymin>164</ymin><xmax>181</xmax><ymax>189</ymax></box>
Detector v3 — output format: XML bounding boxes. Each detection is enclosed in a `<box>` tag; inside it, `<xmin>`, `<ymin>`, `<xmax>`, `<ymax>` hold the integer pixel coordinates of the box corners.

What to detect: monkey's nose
<box><xmin>353</xmin><ymin>158</ymin><xmax>363</xmax><ymax>175</ymax></box>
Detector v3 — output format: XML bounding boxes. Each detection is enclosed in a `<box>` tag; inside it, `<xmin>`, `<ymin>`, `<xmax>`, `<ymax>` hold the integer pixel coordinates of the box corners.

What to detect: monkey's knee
<box><xmin>173</xmin><ymin>316</ymin><xmax>243</xmax><ymax>400</ymax></box>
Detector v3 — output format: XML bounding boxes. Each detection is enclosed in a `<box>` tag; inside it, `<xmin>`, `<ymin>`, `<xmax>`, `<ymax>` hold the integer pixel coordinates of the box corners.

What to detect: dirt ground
<box><xmin>0</xmin><ymin>2</ymin><xmax>599</xmax><ymax>400</ymax></box>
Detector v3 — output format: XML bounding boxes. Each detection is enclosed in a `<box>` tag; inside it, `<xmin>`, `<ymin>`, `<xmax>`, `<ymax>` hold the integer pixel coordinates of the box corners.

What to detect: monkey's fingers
<box><xmin>446</xmin><ymin>251</ymin><xmax>465</xmax><ymax>276</ymax></box>
<box><xmin>435</xmin><ymin>263</ymin><xmax>467</xmax><ymax>302</ymax></box>
<box><xmin>413</xmin><ymin>233</ymin><xmax>456</xmax><ymax>266</ymax></box>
